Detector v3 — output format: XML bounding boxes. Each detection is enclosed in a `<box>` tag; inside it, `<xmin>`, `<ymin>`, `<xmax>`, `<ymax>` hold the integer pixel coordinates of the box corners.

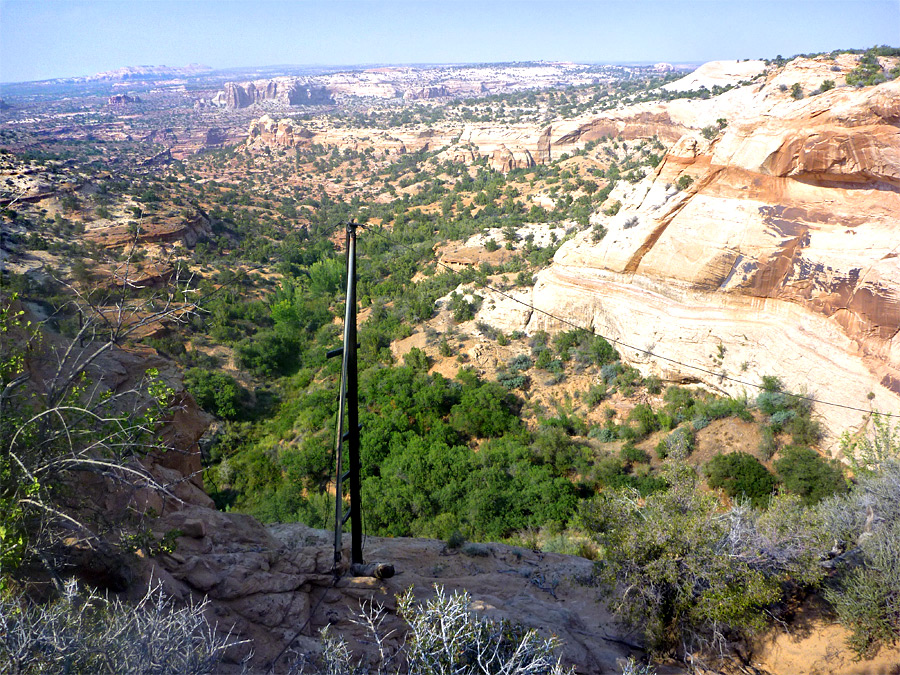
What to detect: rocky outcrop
<box><xmin>246</xmin><ymin>115</ymin><xmax>315</xmax><ymax>148</ymax></box>
<box><xmin>203</xmin><ymin>127</ymin><xmax>227</xmax><ymax>147</ymax></box>
<box><xmin>662</xmin><ymin>59</ymin><xmax>766</xmax><ymax>92</ymax></box>
<box><xmin>107</xmin><ymin>94</ymin><xmax>141</xmax><ymax>107</ymax></box>
<box><xmin>489</xmin><ymin>144</ymin><xmax>535</xmax><ymax>172</ymax></box>
<box><xmin>525</xmin><ymin>80</ymin><xmax>900</xmax><ymax>448</ymax></box>
<box><xmin>711</xmin><ymin>81</ymin><xmax>900</xmax><ymax>186</ymax></box>
<box><xmin>148</xmin><ymin>511</ymin><xmax>635</xmax><ymax>673</ymax></box>
<box><xmin>141</xmin><ymin>149</ymin><xmax>172</xmax><ymax>166</ymax></box>
<box><xmin>86</xmin><ymin>207</ymin><xmax>212</xmax><ymax>249</ymax></box>
<box><xmin>404</xmin><ymin>85</ymin><xmax>450</xmax><ymax>100</ymax></box>
<box><xmin>222</xmin><ymin>79</ymin><xmax>334</xmax><ymax>109</ymax></box>
<box><xmin>143</xmin><ymin>128</ymin><xmax>178</xmax><ymax>146</ymax></box>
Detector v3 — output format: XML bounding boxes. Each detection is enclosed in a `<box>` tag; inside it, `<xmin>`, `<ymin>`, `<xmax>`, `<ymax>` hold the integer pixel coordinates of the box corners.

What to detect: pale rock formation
<box><xmin>222</xmin><ymin>78</ymin><xmax>333</xmax><ymax>109</ymax></box>
<box><xmin>210</xmin><ymin>91</ymin><xmax>228</xmax><ymax>108</ymax></box>
<box><xmin>404</xmin><ymin>85</ymin><xmax>450</xmax><ymax>100</ymax></box>
<box><xmin>662</xmin><ymin>59</ymin><xmax>766</xmax><ymax>92</ymax></box>
<box><xmin>489</xmin><ymin>143</ymin><xmax>535</xmax><ymax>172</ymax></box>
<box><xmin>246</xmin><ymin>115</ymin><xmax>314</xmax><ymax>148</ymax></box>
<box><xmin>526</xmin><ymin>80</ymin><xmax>900</xmax><ymax>449</ymax></box>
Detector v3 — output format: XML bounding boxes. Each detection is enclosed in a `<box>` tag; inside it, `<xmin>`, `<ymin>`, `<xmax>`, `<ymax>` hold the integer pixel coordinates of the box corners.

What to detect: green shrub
<box><xmin>448</xmin><ymin>379</ymin><xmax>519</xmax><ymax>438</ymax></box>
<box><xmin>628</xmin><ymin>404</ymin><xmax>659</xmax><ymax>438</ymax></box>
<box><xmin>588</xmin><ymin>426</ymin><xmax>617</xmax><ymax>443</ymax></box>
<box><xmin>236</xmin><ymin>330</ymin><xmax>302</xmax><ymax>377</ymax></box>
<box><xmin>620</xmin><ymin>443</ymin><xmax>651</xmax><ymax>465</ymax></box>
<box><xmin>704</xmin><ymin>452</ymin><xmax>776</xmax><ymax>508</ymax></box>
<box><xmin>644</xmin><ymin>376</ymin><xmax>663</xmax><ymax>395</ymax></box>
<box><xmin>674</xmin><ymin>174</ymin><xmax>693</xmax><ymax>191</ymax></box>
<box><xmin>445</xmin><ymin>530</ymin><xmax>465</xmax><ymax>550</ymax></box>
<box><xmin>496</xmin><ymin>371</ymin><xmax>529</xmax><ymax>390</ymax></box>
<box><xmin>657</xmin><ymin>426</ymin><xmax>694</xmax><ymax>460</ymax></box>
<box><xmin>774</xmin><ymin>446</ymin><xmax>846</xmax><ymax>505</ymax></box>
<box><xmin>184</xmin><ymin>368</ymin><xmax>248</xmax><ymax>420</ymax></box>
<box><xmin>581</xmin><ymin>464</ymin><xmax>801</xmax><ymax>655</ymax></box>
<box><xmin>759</xmin><ymin>425</ymin><xmax>778</xmax><ymax>459</ymax></box>
<box><xmin>583</xmin><ymin>383</ymin><xmax>608</xmax><ymax>407</ymax></box>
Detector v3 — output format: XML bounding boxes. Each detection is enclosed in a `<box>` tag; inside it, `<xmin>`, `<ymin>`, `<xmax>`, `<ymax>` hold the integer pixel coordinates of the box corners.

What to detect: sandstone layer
<box><xmin>526</xmin><ymin>80</ymin><xmax>900</xmax><ymax>448</ymax></box>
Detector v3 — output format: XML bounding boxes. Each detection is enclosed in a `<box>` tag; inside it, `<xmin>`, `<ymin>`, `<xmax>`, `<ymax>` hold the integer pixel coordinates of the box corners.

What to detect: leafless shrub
<box><xmin>299</xmin><ymin>585</ymin><xmax>575</xmax><ymax>674</ymax></box>
<box><xmin>819</xmin><ymin>460</ymin><xmax>900</xmax><ymax>656</ymax></box>
<box><xmin>1</xmin><ymin>238</ymin><xmax>201</xmax><ymax>578</ymax></box>
<box><xmin>0</xmin><ymin>578</ymin><xmax>248</xmax><ymax>674</ymax></box>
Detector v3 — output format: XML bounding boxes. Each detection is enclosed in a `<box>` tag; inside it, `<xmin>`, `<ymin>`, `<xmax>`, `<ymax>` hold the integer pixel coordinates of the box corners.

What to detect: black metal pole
<box><xmin>344</xmin><ymin>222</ymin><xmax>362</xmax><ymax>565</ymax></box>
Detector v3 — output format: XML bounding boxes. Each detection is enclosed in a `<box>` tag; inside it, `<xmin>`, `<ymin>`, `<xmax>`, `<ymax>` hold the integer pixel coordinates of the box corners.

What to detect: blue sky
<box><xmin>1</xmin><ymin>0</ymin><xmax>898</xmax><ymax>83</ymax></box>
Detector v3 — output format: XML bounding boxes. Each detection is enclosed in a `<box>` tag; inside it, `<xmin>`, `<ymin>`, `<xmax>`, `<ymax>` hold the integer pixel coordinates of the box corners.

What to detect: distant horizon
<box><xmin>1</xmin><ymin>0</ymin><xmax>898</xmax><ymax>85</ymax></box>
<box><xmin>3</xmin><ymin>58</ymin><xmax>719</xmax><ymax>87</ymax></box>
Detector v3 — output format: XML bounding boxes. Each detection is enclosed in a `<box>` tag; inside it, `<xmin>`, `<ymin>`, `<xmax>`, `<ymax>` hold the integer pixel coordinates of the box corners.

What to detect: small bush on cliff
<box><xmin>581</xmin><ymin>461</ymin><xmax>827</xmax><ymax>658</ymax></box>
<box><xmin>704</xmin><ymin>452</ymin><xmax>776</xmax><ymax>509</ymax></box>
<box><xmin>821</xmin><ymin>458</ymin><xmax>900</xmax><ymax>656</ymax></box>
<box><xmin>674</xmin><ymin>174</ymin><xmax>693</xmax><ymax>191</ymax></box>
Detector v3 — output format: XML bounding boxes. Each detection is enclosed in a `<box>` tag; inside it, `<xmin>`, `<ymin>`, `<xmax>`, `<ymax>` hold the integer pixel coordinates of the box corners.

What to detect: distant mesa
<box><xmin>0</xmin><ymin>99</ymin><xmax>11</xmax><ymax>111</ymax></box>
<box><xmin>107</xmin><ymin>94</ymin><xmax>141</xmax><ymax>107</ymax></box>
<box><xmin>219</xmin><ymin>78</ymin><xmax>334</xmax><ymax>109</ymax></box>
<box><xmin>93</xmin><ymin>64</ymin><xmax>211</xmax><ymax>81</ymax></box>
<box><xmin>39</xmin><ymin>64</ymin><xmax>213</xmax><ymax>85</ymax></box>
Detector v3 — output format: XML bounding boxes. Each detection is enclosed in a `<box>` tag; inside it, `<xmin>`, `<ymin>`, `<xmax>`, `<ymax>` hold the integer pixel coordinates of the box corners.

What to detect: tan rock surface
<box><xmin>528</xmin><ymin>80</ymin><xmax>900</xmax><ymax>449</ymax></box>
<box><xmin>145</xmin><ymin>501</ymin><xmax>900</xmax><ymax>675</ymax></box>
<box><xmin>150</xmin><ymin>511</ymin><xmax>643</xmax><ymax>674</ymax></box>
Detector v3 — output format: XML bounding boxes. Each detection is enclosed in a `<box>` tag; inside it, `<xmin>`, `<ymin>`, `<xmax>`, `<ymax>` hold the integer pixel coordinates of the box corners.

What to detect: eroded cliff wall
<box><xmin>529</xmin><ymin>79</ymin><xmax>900</xmax><ymax>448</ymax></box>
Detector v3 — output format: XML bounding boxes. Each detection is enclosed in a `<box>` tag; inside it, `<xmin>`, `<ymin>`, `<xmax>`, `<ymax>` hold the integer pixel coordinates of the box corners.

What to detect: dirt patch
<box><xmin>752</xmin><ymin>595</ymin><xmax>900</xmax><ymax>675</ymax></box>
<box><xmin>692</xmin><ymin>416</ymin><xmax>765</xmax><ymax>465</ymax></box>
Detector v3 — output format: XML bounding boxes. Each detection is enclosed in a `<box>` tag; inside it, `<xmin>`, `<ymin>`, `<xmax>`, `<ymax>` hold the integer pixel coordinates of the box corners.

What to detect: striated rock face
<box><xmin>526</xmin><ymin>80</ymin><xmax>900</xmax><ymax>448</ymax></box>
<box><xmin>222</xmin><ymin>78</ymin><xmax>334</xmax><ymax>109</ymax></box>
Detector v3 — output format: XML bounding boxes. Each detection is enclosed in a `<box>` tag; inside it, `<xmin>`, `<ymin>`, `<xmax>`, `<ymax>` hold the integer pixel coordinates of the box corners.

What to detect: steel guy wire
<box><xmin>355</xmin><ymin>222</ymin><xmax>898</xmax><ymax>420</ymax></box>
